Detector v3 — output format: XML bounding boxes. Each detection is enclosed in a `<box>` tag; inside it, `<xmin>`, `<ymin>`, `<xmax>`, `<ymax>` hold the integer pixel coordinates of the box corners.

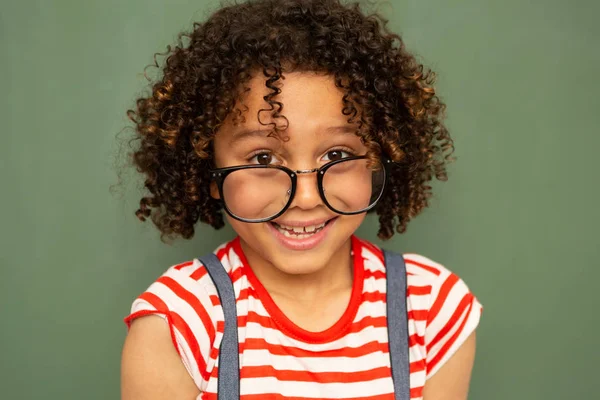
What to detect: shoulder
<box><xmin>355</xmin><ymin>236</ymin><xmax>479</xmax><ymax>306</ymax></box>
<box><xmin>402</xmin><ymin>252</ymin><xmax>480</xmax><ymax>322</ymax></box>
<box><xmin>126</xmin><ymin>240</ymin><xmax>239</xmax><ymax>323</ymax></box>
<box><xmin>402</xmin><ymin>252</ymin><xmax>483</xmax><ymax>378</ymax></box>
<box><xmin>125</xmin><ymin>239</ymin><xmax>241</xmax><ymax>336</ymax></box>
<box><xmin>354</xmin><ymin>237</ymin><xmax>483</xmax><ymax>378</ymax></box>
<box><xmin>126</xmin><ymin>257</ymin><xmax>221</xmax><ymax>328</ymax></box>
<box><xmin>123</xmin><ymin>239</ymin><xmax>239</xmax><ymax>390</ymax></box>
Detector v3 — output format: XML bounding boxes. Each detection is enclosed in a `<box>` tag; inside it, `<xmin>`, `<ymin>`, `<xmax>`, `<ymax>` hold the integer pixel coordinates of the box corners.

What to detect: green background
<box><xmin>2</xmin><ymin>0</ymin><xmax>598</xmax><ymax>398</ymax></box>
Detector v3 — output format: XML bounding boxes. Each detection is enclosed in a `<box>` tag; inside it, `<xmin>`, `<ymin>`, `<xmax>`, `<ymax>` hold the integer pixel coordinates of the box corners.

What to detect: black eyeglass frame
<box><xmin>209</xmin><ymin>155</ymin><xmax>392</xmax><ymax>223</ymax></box>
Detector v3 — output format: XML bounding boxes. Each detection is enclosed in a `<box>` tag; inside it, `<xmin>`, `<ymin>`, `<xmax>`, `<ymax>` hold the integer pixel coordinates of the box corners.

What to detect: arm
<box><xmin>422</xmin><ymin>331</ymin><xmax>477</xmax><ymax>400</ymax></box>
<box><xmin>121</xmin><ymin>316</ymin><xmax>200</xmax><ymax>400</ymax></box>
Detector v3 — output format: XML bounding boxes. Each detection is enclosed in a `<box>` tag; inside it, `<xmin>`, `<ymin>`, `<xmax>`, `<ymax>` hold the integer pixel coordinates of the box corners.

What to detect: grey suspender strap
<box><xmin>384</xmin><ymin>249</ymin><xmax>411</xmax><ymax>400</ymax></box>
<box><xmin>198</xmin><ymin>253</ymin><xmax>240</xmax><ymax>400</ymax></box>
<box><xmin>200</xmin><ymin>249</ymin><xmax>409</xmax><ymax>400</ymax></box>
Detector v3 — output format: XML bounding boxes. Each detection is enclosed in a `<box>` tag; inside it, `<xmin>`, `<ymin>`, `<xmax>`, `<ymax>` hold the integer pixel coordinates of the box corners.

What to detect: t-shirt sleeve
<box><xmin>424</xmin><ymin>268</ymin><xmax>482</xmax><ymax>378</ymax></box>
<box><xmin>123</xmin><ymin>260</ymin><xmax>219</xmax><ymax>391</ymax></box>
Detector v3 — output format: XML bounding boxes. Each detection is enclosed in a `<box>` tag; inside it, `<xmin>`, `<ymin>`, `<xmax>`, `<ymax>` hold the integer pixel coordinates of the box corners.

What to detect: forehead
<box><xmin>217</xmin><ymin>71</ymin><xmax>358</xmax><ymax>143</ymax></box>
<box><xmin>243</xmin><ymin>71</ymin><xmax>345</xmax><ymax>120</ymax></box>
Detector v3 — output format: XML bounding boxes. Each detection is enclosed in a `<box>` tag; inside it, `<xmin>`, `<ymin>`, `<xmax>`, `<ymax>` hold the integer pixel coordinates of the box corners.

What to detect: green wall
<box><xmin>2</xmin><ymin>0</ymin><xmax>598</xmax><ymax>398</ymax></box>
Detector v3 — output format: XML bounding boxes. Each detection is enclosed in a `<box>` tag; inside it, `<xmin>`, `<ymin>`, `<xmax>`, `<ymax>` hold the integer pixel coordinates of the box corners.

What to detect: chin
<box><xmin>270</xmin><ymin>248</ymin><xmax>338</xmax><ymax>275</ymax></box>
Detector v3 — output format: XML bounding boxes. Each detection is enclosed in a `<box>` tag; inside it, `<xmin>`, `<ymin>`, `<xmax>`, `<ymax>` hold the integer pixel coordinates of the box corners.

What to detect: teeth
<box><xmin>274</xmin><ymin>221</ymin><xmax>327</xmax><ymax>238</ymax></box>
<box><xmin>277</xmin><ymin>222</ymin><xmax>326</xmax><ymax>231</ymax></box>
<box><xmin>281</xmin><ymin>229</ymin><xmax>293</xmax><ymax>238</ymax></box>
<box><xmin>279</xmin><ymin>229</ymin><xmax>312</xmax><ymax>239</ymax></box>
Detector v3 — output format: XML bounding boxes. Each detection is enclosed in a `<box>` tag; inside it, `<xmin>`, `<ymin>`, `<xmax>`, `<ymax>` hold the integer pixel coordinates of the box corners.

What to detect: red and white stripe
<box><xmin>125</xmin><ymin>235</ymin><xmax>482</xmax><ymax>399</ymax></box>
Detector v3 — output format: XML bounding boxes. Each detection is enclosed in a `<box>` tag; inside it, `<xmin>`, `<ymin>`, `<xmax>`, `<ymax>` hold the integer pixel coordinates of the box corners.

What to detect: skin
<box><xmin>211</xmin><ymin>71</ymin><xmax>366</xmax><ymax>331</ymax></box>
<box><xmin>121</xmin><ymin>71</ymin><xmax>476</xmax><ymax>399</ymax></box>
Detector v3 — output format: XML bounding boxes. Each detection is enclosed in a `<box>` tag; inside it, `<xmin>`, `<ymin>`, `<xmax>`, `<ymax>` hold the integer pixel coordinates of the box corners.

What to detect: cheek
<box><xmin>337</xmin><ymin>213</ymin><xmax>366</xmax><ymax>237</ymax></box>
<box><xmin>227</xmin><ymin>216</ymin><xmax>268</xmax><ymax>246</ymax></box>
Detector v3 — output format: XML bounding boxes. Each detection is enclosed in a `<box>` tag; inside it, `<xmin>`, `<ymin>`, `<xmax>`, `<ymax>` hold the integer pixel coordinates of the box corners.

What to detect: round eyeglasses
<box><xmin>210</xmin><ymin>155</ymin><xmax>390</xmax><ymax>223</ymax></box>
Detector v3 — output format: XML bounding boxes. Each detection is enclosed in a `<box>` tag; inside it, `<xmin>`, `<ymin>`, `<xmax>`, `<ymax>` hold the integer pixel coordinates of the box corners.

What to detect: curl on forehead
<box><xmin>215</xmin><ymin>69</ymin><xmax>364</xmax><ymax>148</ymax></box>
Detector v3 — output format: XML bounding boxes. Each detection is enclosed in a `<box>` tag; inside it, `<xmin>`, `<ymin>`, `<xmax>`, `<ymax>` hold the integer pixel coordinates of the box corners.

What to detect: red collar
<box><xmin>230</xmin><ymin>235</ymin><xmax>365</xmax><ymax>344</ymax></box>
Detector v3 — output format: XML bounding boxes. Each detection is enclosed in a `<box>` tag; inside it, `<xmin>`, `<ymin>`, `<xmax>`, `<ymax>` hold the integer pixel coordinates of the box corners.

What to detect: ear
<box><xmin>210</xmin><ymin>181</ymin><xmax>221</xmax><ymax>200</ymax></box>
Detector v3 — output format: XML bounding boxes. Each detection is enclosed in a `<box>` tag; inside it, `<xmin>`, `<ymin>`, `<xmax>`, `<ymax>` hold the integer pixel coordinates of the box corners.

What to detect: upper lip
<box><xmin>271</xmin><ymin>217</ymin><xmax>335</xmax><ymax>227</ymax></box>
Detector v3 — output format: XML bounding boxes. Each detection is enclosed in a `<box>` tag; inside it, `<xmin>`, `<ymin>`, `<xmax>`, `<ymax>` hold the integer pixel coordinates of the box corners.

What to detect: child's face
<box><xmin>212</xmin><ymin>71</ymin><xmax>369</xmax><ymax>275</ymax></box>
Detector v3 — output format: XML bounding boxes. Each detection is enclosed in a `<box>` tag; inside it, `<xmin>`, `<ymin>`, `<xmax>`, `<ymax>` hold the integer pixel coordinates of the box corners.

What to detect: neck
<box><xmin>240</xmin><ymin>238</ymin><xmax>354</xmax><ymax>302</ymax></box>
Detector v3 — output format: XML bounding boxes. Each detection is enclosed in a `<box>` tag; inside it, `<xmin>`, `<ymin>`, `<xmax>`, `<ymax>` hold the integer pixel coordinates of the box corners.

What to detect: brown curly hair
<box><xmin>126</xmin><ymin>0</ymin><xmax>454</xmax><ymax>242</ymax></box>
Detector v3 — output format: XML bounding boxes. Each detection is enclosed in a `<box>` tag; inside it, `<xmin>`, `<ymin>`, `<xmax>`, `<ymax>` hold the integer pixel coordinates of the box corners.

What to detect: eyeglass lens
<box><xmin>221</xmin><ymin>158</ymin><xmax>385</xmax><ymax>221</ymax></box>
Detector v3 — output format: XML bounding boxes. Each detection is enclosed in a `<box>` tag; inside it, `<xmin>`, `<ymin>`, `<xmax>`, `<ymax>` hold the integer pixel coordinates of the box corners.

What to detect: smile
<box><xmin>271</xmin><ymin>221</ymin><xmax>327</xmax><ymax>238</ymax></box>
<box><xmin>268</xmin><ymin>217</ymin><xmax>337</xmax><ymax>250</ymax></box>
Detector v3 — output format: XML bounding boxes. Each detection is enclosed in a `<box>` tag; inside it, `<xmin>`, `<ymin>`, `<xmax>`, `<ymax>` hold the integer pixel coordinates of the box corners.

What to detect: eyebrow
<box><xmin>230</xmin><ymin>128</ymin><xmax>273</xmax><ymax>142</ymax></box>
<box><xmin>229</xmin><ymin>125</ymin><xmax>358</xmax><ymax>142</ymax></box>
<box><xmin>325</xmin><ymin>125</ymin><xmax>358</xmax><ymax>134</ymax></box>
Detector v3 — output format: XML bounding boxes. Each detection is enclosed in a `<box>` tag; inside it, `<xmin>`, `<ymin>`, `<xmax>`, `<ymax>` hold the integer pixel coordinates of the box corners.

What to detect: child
<box><xmin>121</xmin><ymin>1</ymin><xmax>482</xmax><ymax>399</ymax></box>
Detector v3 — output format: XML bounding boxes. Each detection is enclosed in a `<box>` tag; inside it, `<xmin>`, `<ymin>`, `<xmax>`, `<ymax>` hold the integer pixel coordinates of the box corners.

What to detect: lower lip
<box><xmin>267</xmin><ymin>218</ymin><xmax>337</xmax><ymax>251</ymax></box>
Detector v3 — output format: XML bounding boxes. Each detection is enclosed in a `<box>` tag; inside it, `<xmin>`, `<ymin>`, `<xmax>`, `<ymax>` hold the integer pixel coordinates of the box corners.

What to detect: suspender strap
<box><xmin>200</xmin><ymin>249</ymin><xmax>409</xmax><ymax>400</ymax></box>
<box><xmin>198</xmin><ymin>253</ymin><xmax>240</xmax><ymax>400</ymax></box>
<box><xmin>384</xmin><ymin>249</ymin><xmax>411</xmax><ymax>400</ymax></box>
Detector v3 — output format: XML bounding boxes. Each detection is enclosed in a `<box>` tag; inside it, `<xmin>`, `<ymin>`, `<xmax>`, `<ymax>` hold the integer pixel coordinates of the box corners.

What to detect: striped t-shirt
<box><xmin>125</xmin><ymin>235</ymin><xmax>482</xmax><ymax>399</ymax></box>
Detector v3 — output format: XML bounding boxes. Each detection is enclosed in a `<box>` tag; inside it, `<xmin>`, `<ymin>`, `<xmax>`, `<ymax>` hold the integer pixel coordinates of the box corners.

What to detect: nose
<box><xmin>289</xmin><ymin>169</ymin><xmax>323</xmax><ymax>210</ymax></box>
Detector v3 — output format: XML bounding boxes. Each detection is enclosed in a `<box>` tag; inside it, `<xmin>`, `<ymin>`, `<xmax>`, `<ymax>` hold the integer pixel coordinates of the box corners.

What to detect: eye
<box><xmin>249</xmin><ymin>152</ymin><xmax>281</xmax><ymax>165</ymax></box>
<box><xmin>323</xmin><ymin>149</ymin><xmax>353</xmax><ymax>162</ymax></box>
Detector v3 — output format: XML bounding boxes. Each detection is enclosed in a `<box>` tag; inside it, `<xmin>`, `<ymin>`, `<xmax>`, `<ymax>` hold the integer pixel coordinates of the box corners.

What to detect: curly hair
<box><xmin>126</xmin><ymin>0</ymin><xmax>454</xmax><ymax>242</ymax></box>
